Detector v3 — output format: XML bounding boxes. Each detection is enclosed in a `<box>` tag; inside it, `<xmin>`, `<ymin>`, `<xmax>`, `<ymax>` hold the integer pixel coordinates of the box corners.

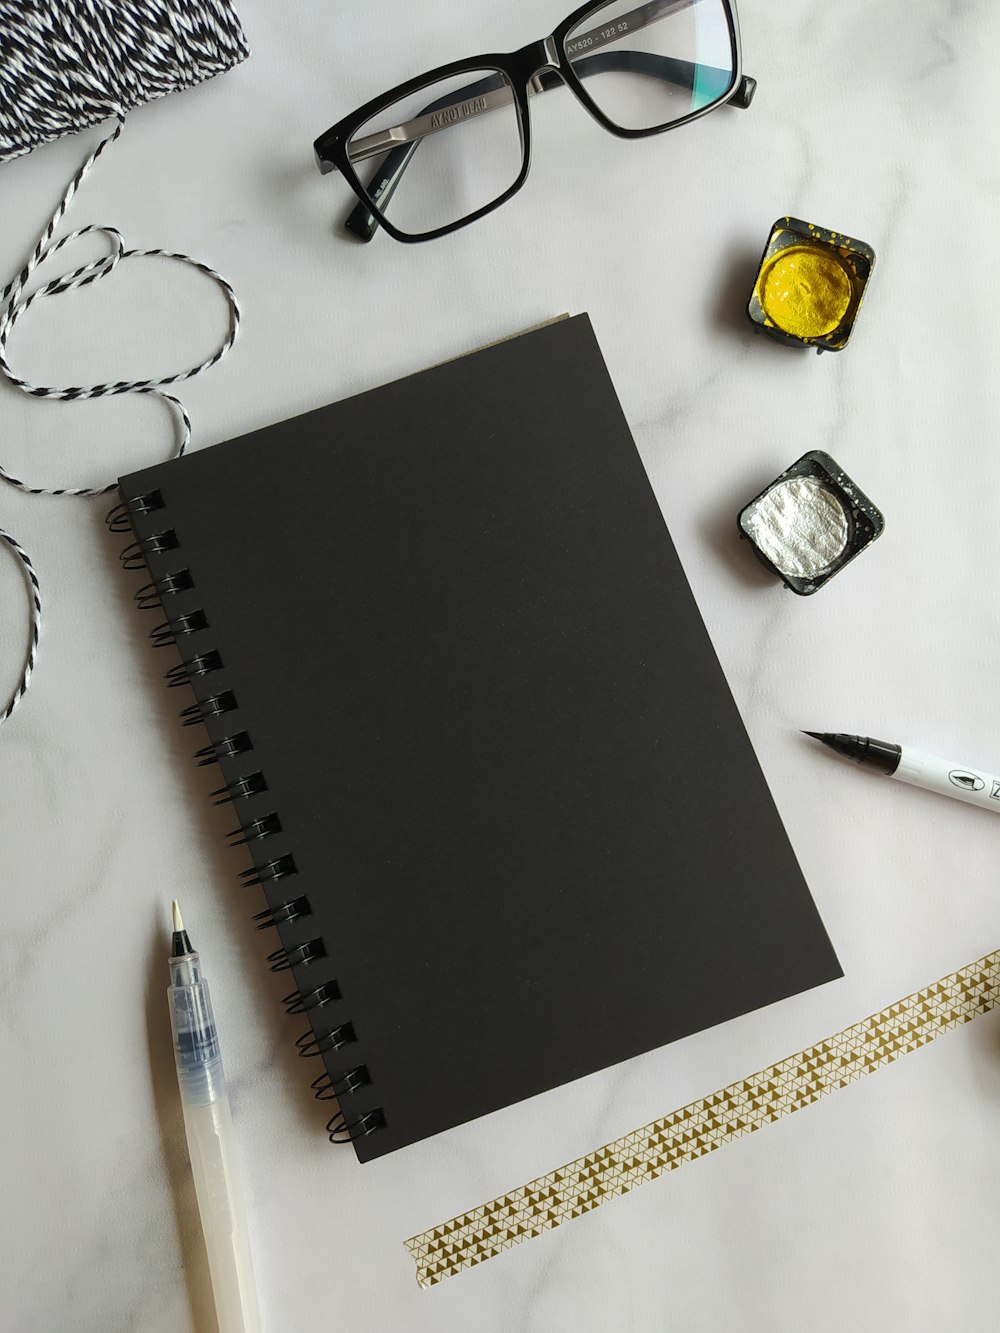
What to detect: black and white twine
<box><xmin>0</xmin><ymin>0</ymin><xmax>248</xmax><ymax>721</ymax></box>
<box><xmin>0</xmin><ymin>526</ymin><xmax>42</xmax><ymax>724</ymax></box>
<box><xmin>0</xmin><ymin>113</ymin><xmax>242</xmax><ymax>498</ymax></box>
<box><xmin>0</xmin><ymin>0</ymin><xmax>249</xmax><ymax>165</ymax></box>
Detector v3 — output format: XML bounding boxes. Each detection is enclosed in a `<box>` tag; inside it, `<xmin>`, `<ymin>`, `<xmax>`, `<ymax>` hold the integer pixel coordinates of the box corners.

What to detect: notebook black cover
<box><xmin>120</xmin><ymin>314</ymin><xmax>842</xmax><ymax>1162</ymax></box>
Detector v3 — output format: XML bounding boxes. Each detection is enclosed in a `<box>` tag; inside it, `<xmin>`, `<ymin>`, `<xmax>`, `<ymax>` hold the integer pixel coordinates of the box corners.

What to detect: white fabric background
<box><xmin>2</xmin><ymin>1</ymin><xmax>999</xmax><ymax>1329</ymax></box>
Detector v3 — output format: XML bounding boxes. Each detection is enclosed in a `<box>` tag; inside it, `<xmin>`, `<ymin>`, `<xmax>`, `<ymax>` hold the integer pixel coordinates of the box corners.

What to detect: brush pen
<box><xmin>167</xmin><ymin>901</ymin><xmax>261</xmax><ymax>1333</ymax></box>
<box><xmin>804</xmin><ymin>731</ymin><xmax>1000</xmax><ymax>815</ymax></box>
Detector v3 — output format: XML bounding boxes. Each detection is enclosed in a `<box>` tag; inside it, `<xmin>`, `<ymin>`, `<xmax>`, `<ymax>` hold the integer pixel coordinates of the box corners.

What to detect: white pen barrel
<box><xmin>895</xmin><ymin>748</ymin><xmax>1000</xmax><ymax>813</ymax></box>
<box><xmin>181</xmin><ymin>1096</ymin><xmax>261</xmax><ymax>1333</ymax></box>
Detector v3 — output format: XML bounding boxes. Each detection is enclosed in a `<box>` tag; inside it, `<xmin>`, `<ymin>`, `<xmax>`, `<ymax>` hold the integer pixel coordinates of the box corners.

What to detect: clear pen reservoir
<box><xmin>168</xmin><ymin>951</ymin><xmax>226</xmax><ymax>1104</ymax></box>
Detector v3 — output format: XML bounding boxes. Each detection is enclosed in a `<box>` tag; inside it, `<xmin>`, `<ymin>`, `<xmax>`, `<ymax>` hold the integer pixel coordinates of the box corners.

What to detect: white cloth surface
<box><xmin>2</xmin><ymin>1</ymin><xmax>999</xmax><ymax>1329</ymax></box>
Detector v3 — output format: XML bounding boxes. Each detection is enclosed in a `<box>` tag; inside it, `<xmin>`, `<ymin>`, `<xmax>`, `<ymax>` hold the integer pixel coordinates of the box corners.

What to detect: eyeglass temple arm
<box><xmin>340</xmin><ymin>55</ymin><xmax>755</xmax><ymax>242</ymax></box>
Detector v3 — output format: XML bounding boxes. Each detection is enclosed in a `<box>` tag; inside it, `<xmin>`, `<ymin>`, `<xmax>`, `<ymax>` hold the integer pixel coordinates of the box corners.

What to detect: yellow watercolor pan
<box><xmin>747</xmin><ymin>217</ymin><xmax>875</xmax><ymax>353</ymax></box>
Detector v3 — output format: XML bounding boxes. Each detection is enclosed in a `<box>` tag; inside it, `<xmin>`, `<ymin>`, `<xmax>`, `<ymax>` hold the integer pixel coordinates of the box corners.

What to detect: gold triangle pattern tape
<box><xmin>405</xmin><ymin>949</ymin><xmax>1000</xmax><ymax>1287</ymax></box>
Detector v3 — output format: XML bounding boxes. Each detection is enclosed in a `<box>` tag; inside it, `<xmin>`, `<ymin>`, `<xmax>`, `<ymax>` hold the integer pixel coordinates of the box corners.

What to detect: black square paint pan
<box><xmin>738</xmin><ymin>451</ymin><xmax>884</xmax><ymax>595</ymax></box>
<box><xmin>747</xmin><ymin>218</ymin><xmax>875</xmax><ymax>353</ymax></box>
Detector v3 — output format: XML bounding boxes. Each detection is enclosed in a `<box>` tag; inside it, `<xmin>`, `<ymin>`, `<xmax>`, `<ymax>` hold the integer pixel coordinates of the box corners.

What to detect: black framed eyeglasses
<box><xmin>314</xmin><ymin>0</ymin><xmax>755</xmax><ymax>245</ymax></box>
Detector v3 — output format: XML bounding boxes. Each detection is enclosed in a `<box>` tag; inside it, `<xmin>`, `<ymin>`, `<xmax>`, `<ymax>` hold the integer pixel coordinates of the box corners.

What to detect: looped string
<box><xmin>0</xmin><ymin>527</ymin><xmax>42</xmax><ymax>724</ymax></box>
<box><xmin>0</xmin><ymin>109</ymin><xmax>241</xmax><ymax>723</ymax></box>
<box><xmin>0</xmin><ymin>114</ymin><xmax>241</xmax><ymax>497</ymax></box>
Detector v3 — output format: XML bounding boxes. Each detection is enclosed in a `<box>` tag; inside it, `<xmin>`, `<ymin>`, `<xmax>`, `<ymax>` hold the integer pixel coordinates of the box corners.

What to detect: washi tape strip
<box><xmin>405</xmin><ymin>950</ymin><xmax>1000</xmax><ymax>1287</ymax></box>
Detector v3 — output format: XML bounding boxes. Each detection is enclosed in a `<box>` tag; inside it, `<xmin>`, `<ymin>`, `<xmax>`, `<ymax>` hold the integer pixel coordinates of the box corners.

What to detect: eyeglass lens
<box><xmin>347</xmin><ymin>68</ymin><xmax>523</xmax><ymax>239</ymax></box>
<box><xmin>564</xmin><ymin>0</ymin><xmax>736</xmax><ymax>131</ymax></box>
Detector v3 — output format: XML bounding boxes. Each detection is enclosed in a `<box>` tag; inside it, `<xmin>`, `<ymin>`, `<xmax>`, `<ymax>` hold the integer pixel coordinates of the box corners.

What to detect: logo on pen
<box><xmin>991</xmin><ymin>781</ymin><xmax>1000</xmax><ymax>801</ymax></box>
<box><xmin>949</xmin><ymin>770</ymin><xmax>984</xmax><ymax>792</ymax></box>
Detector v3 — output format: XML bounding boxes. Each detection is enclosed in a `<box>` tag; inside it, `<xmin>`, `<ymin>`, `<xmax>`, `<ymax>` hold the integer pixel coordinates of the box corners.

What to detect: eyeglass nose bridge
<box><xmin>516</xmin><ymin>34</ymin><xmax>564</xmax><ymax>94</ymax></box>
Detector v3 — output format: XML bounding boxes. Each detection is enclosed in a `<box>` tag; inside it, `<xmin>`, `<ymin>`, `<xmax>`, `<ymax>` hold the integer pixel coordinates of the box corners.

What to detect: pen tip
<box><xmin>171</xmin><ymin>899</ymin><xmax>183</xmax><ymax>933</ymax></box>
<box><xmin>802</xmin><ymin>731</ymin><xmax>825</xmax><ymax>741</ymax></box>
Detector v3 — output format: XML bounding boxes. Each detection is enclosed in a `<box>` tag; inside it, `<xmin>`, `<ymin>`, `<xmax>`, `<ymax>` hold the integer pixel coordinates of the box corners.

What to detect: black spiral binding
<box><xmin>240</xmin><ymin>853</ymin><xmax>297</xmax><ymax>886</ymax></box>
<box><xmin>252</xmin><ymin>895</ymin><xmax>309</xmax><ymax>930</ymax></box>
<box><xmin>106</xmin><ymin>491</ymin><xmax>164</xmax><ymax>532</ymax></box>
<box><xmin>266</xmin><ymin>939</ymin><xmax>327</xmax><ymax>972</ymax></box>
<box><xmin>282</xmin><ymin>979</ymin><xmax>340</xmax><ymax>1016</ymax></box>
<box><xmin>311</xmin><ymin>1064</ymin><xmax>371</xmax><ymax>1101</ymax></box>
<box><xmin>227</xmin><ymin>812</ymin><xmax>281</xmax><ymax>846</ymax></box>
<box><xmin>120</xmin><ymin>530</ymin><xmax>179</xmax><ymax>569</ymax></box>
<box><xmin>150</xmin><ymin>608</ymin><xmax>210</xmax><ymax>649</ymax></box>
<box><xmin>179</xmin><ymin>691</ymin><xmax>238</xmax><ymax>727</ymax></box>
<box><xmin>166</xmin><ymin>651</ymin><xmax>225</xmax><ymax>688</ymax></box>
<box><xmin>134</xmin><ymin>568</ymin><xmax>194</xmax><ymax>609</ymax></box>
<box><xmin>295</xmin><ymin>1021</ymin><xmax>356</xmax><ymax>1056</ymax></box>
<box><xmin>211</xmin><ymin>771</ymin><xmax>267</xmax><ymax>805</ymax></box>
<box><xmin>194</xmin><ymin>731</ymin><xmax>253</xmax><ymax>765</ymax></box>
<box><xmin>112</xmin><ymin>491</ymin><xmax>385</xmax><ymax>1148</ymax></box>
<box><xmin>327</xmin><ymin>1108</ymin><xmax>386</xmax><ymax>1143</ymax></box>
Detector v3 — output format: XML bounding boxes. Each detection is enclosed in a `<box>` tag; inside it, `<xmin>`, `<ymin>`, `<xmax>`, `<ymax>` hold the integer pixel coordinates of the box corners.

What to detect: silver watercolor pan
<box><xmin>738</xmin><ymin>451</ymin><xmax>884</xmax><ymax>595</ymax></box>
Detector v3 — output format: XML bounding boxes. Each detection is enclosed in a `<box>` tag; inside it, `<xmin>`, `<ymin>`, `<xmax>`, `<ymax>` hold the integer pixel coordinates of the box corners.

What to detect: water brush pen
<box><xmin>168</xmin><ymin>900</ymin><xmax>261</xmax><ymax>1333</ymax></box>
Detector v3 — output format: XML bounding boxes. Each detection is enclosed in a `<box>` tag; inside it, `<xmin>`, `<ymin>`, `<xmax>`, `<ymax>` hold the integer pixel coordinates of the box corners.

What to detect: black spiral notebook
<box><xmin>116</xmin><ymin>315</ymin><xmax>842</xmax><ymax>1163</ymax></box>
